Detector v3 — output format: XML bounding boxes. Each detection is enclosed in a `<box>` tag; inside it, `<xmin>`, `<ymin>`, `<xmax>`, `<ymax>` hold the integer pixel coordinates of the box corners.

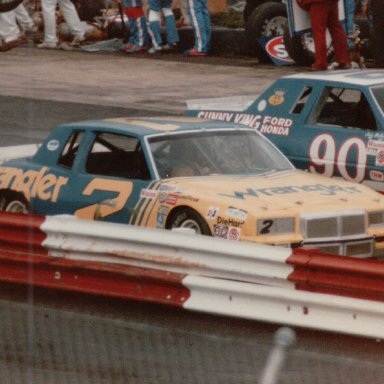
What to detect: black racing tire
<box><xmin>0</xmin><ymin>0</ymin><xmax>23</xmax><ymax>13</ymax></box>
<box><xmin>243</xmin><ymin>0</ymin><xmax>281</xmax><ymax>23</ymax></box>
<box><xmin>245</xmin><ymin>2</ymin><xmax>288</xmax><ymax>62</ymax></box>
<box><xmin>166</xmin><ymin>208</ymin><xmax>211</xmax><ymax>236</ymax></box>
<box><xmin>282</xmin><ymin>23</ymin><xmax>334</xmax><ymax>66</ymax></box>
<box><xmin>0</xmin><ymin>192</ymin><xmax>29</xmax><ymax>213</ymax></box>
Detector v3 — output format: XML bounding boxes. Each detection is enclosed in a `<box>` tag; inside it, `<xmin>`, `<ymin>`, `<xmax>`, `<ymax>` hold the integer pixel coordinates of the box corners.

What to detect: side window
<box><xmin>58</xmin><ymin>131</ymin><xmax>84</xmax><ymax>169</ymax></box>
<box><xmin>309</xmin><ymin>87</ymin><xmax>377</xmax><ymax>131</ymax></box>
<box><xmin>291</xmin><ymin>86</ymin><xmax>312</xmax><ymax>114</ymax></box>
<box><xmin>86</xmin><ymin>132</ymin><xmax>151</xmax><ymax>180</ymax></box>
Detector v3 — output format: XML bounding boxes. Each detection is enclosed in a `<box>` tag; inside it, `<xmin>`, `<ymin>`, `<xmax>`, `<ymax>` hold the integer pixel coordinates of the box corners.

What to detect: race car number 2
<box><xmin>309</xmin><ymin>134</ymin><xmax>367</xmax><ymax>183</ymax></box>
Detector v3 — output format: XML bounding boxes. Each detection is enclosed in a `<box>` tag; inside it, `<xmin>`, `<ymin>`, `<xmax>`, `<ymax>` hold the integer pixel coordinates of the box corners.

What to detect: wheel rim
<box><xmin>263</xmin><ymin>16</ymin><xmax>287</xmax><ymax>36</ymax></box>
<box><xmin>5</xmin><ymin>201</ymin><xmax>27</xmax><ymax>213</ymax></box>
<box><xmin>178</xmin><ymin>219</ymin><xmax>202</xmax><ymax>234</ymax></box>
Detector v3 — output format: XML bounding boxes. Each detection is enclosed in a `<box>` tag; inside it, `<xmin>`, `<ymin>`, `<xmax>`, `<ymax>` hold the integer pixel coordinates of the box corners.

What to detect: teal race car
<box><xmin>186</xmin><ymin>70</ymin><xmax>384</xmax><ymax>193</ymax></box>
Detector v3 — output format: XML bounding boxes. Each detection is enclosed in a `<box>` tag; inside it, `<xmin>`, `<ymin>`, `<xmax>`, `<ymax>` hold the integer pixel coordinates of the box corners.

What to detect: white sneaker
<box><xmin>70</xmin><ymin>35</ymin><xmax>85</xmax><ymax>46</ymax></box>
<box><xmin>37</xmin><ymin>41</ymin><xmax>57</xmax><ymax>49</ymax></box>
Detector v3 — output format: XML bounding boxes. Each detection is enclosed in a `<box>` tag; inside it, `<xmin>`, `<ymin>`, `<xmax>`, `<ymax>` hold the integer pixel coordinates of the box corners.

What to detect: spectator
<box><xmin>123</xmin><ymin>0</ymin><xmax>149</xmax><ymax>53</ymax></box>
<box><xmin>184</xmin><ymin>0</ymin><xmax>211</xmax><ymax>56</ymax></box>
<box><xmin>344</xmin><ymin>0</ymin><xmax>355</xmax><ymax>46</ymax></box>
<box><xmin>0</xmin><ymin>6</ymin><xmax>29</xmax><ymax>52</ymax></box>
<box><xmin>147</xmin><ymin>0</ymin><xmax>179</xmax><ymax>54</ymax></box>
<box><xmin>297</xmin><ymin>0</ymin><xmax>351</xmax><ymax>70</ymax></box>
<box><xmin>37</xmin><ymin>0</ymin><xmax>85</xmax><ymax>49</ymax></box>
<box><xmin>371</xmin><ymin>0</ymin><xmax>384</xmax><ymax>67</ymax></box>
<box><xmin>14</xmin><ymin>3</ymin><xmax>37</xmax><ymax>34</ymax></box>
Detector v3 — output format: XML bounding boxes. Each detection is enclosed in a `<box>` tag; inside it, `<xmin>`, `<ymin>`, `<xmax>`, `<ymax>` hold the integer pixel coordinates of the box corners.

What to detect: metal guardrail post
<box><xmin>259</xmin><ymin>327</ymin><xmax>297</xmax><ymax>384</ymax></box>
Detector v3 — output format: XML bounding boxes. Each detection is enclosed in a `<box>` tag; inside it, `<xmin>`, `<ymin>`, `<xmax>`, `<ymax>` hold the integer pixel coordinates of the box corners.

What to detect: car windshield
<box><xmin>371</xmin><ymin>86</ymin><xmax>384</xmax><ymax>115</ymax></box>
<box><xmin>148</xmin><ymin>129</ymin><xmax>293</xmax><ymax>179</ymax></box>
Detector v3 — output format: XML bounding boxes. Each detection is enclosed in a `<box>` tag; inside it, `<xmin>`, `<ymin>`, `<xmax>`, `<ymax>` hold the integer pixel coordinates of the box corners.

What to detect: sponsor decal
<box><xmin>257</xmin><ymin>100</ymin><xmax>267</xmax><ymax>112</ymax></box>
<box><xmin>156</xmin><ymin>214</ymin><xmax>166</xmax><ymax>228</ymax></box>
<box><xmin>368</xmin><ymin>140</ymin><xmax>384</xmax><ymax>156</ymax></box>
<box><xmin>376</xmin><ymin>150</ymin><xmax>384</xmax><ymax>166</ymax></box>
<box><xmin>158</xmin><ymin>206</ymin><xmax>170</xmax><ymax>215</ymax></box>
<box><xmin>164</xmin><ymin>193</ymin><xmax>178</xmax><ymax>205</ymax></box>
<box><xmin>0</xmin><ymin>166</ymin><xmax>68</xmax><ymax>202</ymax></box>
<box><xmin>226</xmin><ymin>207</ymin><xmax>248</xmax><ymax>221</ymax></box>
<box><xmin>217</xmin><ymin>216</ymin><xmax>244</xmax><ymax>228</ymax></box>
<box><xmin>206</xmin><ymin>207</ymin><xmax>219</xmax><ymax>220</ymax></box>
<box><xmin>222</xmin><ymin>183</ymin><xmax>362</xmax><ymax>200</ymax></box>
<box><xmin>260</xmin><ymin>36</ymin><xmax>295</xmax><ymax>66</ymax></box>
<box><xmin>228</xmin><ymin>227</ymin><xmax>240</xmax><ymax>241</ymax></box>
<box><xmin>213</xmin><ymin>224</ymin><xmax>240</xmax><ymax>240</ymax></box>
<box><xmin>47</xmin><ymin>140</ymin><xmax>60</xmax><ymax>151</ymax></box>
<box><xmin>258</xmin><ymin>116</ymin><xmax>292</xmax><ymax>136</ymax></box>
<box><xmin>268</xmin><ymin>90</ymin><xmax>286</xmax><ymax>106</ymax></box>
<box><xmin>214</xmin><ymin>224</ymin><xmax>229</xmax><ymax>239</ymax></box>
<box><xmin>140</xmin><ymin>189</ymin><xmax>158</xmax><ymax>199</ymax></box>
<box><xmin>370</xmin><ymin>170</ymin><xmax>384</xmax><ymax>181</ymax></box>
<box><xmin>197</xmin><ymin>111</ymin><xmax>262</xmax><ymax>129</ymax></box>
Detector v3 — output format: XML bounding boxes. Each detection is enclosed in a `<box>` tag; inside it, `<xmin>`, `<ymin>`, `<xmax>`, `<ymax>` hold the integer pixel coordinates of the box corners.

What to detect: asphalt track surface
<box><xmin>0</xmin><ymin>45</ymin><xmax>384</xmax><ymax>383</ymax></box>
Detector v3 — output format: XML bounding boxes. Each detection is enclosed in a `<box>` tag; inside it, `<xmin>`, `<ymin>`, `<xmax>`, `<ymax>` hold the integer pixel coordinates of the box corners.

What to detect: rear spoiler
<box><xmin>0</xmin><ymin>144</ymin><xmax>40</xmax><ymax>163</ymax></box>
<box><xmin>186</xmin><ymin>95</ymin><xmax>258</xmax><ymax>112</ymax></box>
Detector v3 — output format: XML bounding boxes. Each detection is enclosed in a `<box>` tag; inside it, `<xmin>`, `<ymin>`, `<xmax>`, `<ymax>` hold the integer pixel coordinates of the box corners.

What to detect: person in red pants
<box><xmin>298</xmin><ymin>0</ymin><xmax>352</xmax><ymax>70</ymax></box>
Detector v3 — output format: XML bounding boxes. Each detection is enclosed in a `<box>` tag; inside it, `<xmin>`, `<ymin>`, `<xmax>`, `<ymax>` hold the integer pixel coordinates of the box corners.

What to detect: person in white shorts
<box><xmin>38</xmin><ymin>0</ymin><xmax>85</xmax><ymax>49</ymax></box>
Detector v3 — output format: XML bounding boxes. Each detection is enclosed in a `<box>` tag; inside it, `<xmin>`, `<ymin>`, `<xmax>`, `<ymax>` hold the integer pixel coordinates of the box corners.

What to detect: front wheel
<box><xmin>0</xmin><ymin>0</ymin><xmax>23</xmax><ymax>13</ymax></box>
<box><xmin>167</xmin><ymin>208</ymin><xmax>211</xmax><ymax>235</ymax></box>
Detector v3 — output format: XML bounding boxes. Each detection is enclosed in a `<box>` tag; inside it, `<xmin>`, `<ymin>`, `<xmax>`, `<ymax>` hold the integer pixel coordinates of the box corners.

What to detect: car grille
<box><xmin>300</xmin><ymin>210</ymin><xmax>373</xmax><ymax>258</ymax></box>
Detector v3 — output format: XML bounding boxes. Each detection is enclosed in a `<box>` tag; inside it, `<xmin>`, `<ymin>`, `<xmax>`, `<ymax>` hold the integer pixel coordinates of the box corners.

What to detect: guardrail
<box><xmin>0</xmin><ymin>212</ymin><xmax>383</xmax><ymax>339</ymax></box>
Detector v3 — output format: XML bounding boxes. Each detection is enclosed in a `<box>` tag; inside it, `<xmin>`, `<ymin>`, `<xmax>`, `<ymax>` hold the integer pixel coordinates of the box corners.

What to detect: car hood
<box><xmin>163</xmin><ymin>169</ymin><xmax>383</xmax><ymax>213</ymax></box>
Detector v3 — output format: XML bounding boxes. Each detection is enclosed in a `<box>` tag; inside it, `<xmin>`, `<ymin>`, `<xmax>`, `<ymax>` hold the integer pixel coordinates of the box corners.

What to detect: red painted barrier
<box><xmin>288</xmin><ymin>249</ymin><xmax>384</xmax><ymax>302</ymax></box>
<box><xmin>0</xmin><ymin>248</ymin><xmax>190</xmax><ymax>307</ymax></box>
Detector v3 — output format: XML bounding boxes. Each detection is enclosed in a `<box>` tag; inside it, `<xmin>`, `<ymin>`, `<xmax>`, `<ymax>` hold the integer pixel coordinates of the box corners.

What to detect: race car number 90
<box><xmin>309</xmin><ymin>134</ymin><xmax>367</xmax><ymax>183</ymax></box>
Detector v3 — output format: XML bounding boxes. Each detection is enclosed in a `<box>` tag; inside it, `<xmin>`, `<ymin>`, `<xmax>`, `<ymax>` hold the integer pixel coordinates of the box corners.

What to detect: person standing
<box><xmin>37</xmin><ymin>0</ymin><xmax>84</xmax><ymax>49</ymax></box>
<box><xmin>297</xmin><ymin>0</ymin><xmax>351</xmax><ymax>70</ymax></box>
<box><xmin>147</xmin><ymin>0</ymin><xmax>179</xmax><ymax>53</ymax></box>
<box><xmin>184</xmin><ymin>0</ymin><xmax>211</xmax><ymax>56</ymax></box>
<box><xmin>123</xmin><ymin>0</ymin><xmax>149</xmax><ymax>53</ymax></box>
<box><xmin>0</xmin><ymin>8</ymin><xmax>27</xmax><ymax>51</ymax></box>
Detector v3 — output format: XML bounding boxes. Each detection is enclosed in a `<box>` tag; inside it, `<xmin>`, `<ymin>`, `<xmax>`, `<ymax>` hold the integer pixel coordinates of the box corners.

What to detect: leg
<box><xmin>14</xmin><ymin>4</ymin><xmax>35</xmax><ymax>30</ymax></box>
<box><xmin>309</xmin><ymin>2</ymin><xmax>329</xmax><ymax>70</ymax></box>
<box><xmin>57</xmin><ymin>0</ymin><xmax>84</xmax><ymax>40</ymax></box>
<box><xmin>41</xmin><ymin>0</ymin><xmax>58</xmax><ymax>45</ymax></box>
<box><xmin>148</xmin><ymin>0</ymin><xmax>162</xmax><ymax>48</ymax></box>
<box><xmin>327</xmin><ymin>0</ymin><xmax>350</xmax><ymax>65</ymax></box>
<box><xmin>161</xmin><ymin>0</ymin><xmax>179</xmax><ymax>46</ymax></box>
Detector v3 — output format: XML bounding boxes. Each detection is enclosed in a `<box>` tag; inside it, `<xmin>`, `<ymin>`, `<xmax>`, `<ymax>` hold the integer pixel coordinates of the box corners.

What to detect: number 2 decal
<box><xmin>260</xmin><ymin>220</ymin><xmax>274</xmax><ymax>234</ymax></box>
<box><xmin>309</xmin><ymin>134</ymin><xmax>367</xmax><ymax>183</ymax></box>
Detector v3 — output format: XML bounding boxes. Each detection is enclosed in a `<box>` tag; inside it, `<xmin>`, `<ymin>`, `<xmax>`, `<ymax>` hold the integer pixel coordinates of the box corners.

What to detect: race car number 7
<box><xmin>309</xmin><ymin>134</ymin><xmax>367</xmax><ymax>183</ymax></box>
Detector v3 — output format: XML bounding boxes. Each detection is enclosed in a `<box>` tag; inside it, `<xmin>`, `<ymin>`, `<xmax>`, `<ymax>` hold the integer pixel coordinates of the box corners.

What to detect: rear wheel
<box><xmin>167</xmin><ymin>208</ymin><xmax>211</xmax><ymax>235</ymax></box>
<box><xmin>0</xmin><ymin>192</ymin><xmax>29</xmax><ymax>213</ymax></box>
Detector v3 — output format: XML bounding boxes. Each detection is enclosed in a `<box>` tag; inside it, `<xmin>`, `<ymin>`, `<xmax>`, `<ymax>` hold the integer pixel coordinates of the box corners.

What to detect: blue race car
<box><xmin>186</xmin><ymin>70</ymin><xmax>384</xmax><ymax>193</ymax></box>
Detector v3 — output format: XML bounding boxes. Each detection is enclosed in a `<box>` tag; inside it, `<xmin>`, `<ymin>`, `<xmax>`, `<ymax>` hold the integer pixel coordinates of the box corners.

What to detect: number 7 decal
<box><xmin>75</xmin><ymin>179</ymin><xmax>133</xmax><ymax>220</ymax></box>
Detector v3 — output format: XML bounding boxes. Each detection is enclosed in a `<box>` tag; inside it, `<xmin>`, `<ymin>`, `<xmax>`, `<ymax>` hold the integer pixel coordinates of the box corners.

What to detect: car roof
<box><xmin>284</xmin><ymin>70</ymin><xmax>384</xmax><ymax>86</ymax></box>
<box><xmin>57</xmin><ymin>116</ymin><xmax>247</xmax><ymax>136</ymax></box>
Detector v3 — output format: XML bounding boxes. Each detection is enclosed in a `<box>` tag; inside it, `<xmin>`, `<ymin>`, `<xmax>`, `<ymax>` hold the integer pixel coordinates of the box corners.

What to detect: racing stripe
<box><xmin>130</xmin><ymin>181</ymin><xmax>159</xmax><ymax>225</ymax></box>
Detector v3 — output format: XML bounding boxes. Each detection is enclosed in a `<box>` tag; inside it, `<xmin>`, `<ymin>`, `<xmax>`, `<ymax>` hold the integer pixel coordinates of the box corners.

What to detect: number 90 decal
<box><xmin>309</xmin><ymin>134</ymin><xmax>367</xmax><ymax>183</ymax></box>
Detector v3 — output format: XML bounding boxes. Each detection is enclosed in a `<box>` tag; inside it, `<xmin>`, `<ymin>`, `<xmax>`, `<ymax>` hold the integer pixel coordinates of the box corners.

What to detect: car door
<box><xmin>49</xmin><ymin>129</ymin><xmax>153</xmax><ymax>224</ymax></box>
<box><xmin>289</xmin><ymin>85</ymin><xmax>383</xmax><ymax>190</ymax></box>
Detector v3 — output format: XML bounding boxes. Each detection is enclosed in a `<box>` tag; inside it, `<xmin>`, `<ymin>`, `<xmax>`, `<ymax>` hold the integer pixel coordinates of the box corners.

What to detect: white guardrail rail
<box><xmin>0</xmin><ymin>212</ymin><xmax>384</xmax><ymax>340</ymax></box>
